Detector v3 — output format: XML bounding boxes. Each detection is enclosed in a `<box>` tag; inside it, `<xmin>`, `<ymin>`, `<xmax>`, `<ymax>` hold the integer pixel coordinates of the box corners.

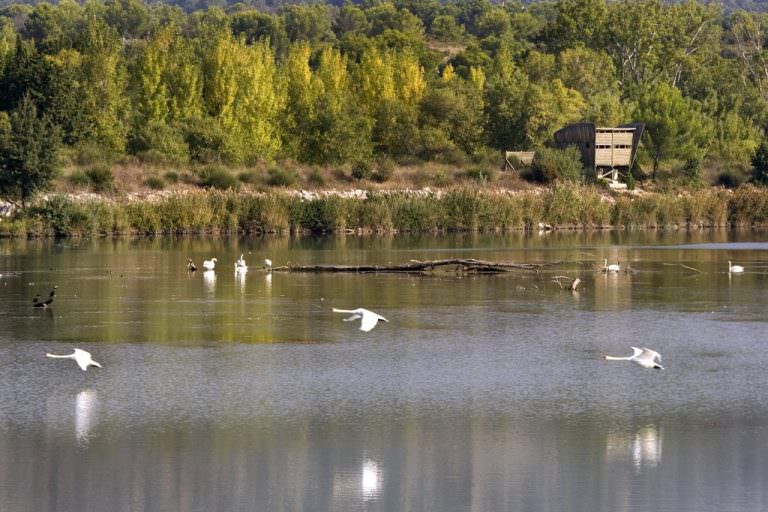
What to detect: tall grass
<box><xmin>2</xmin><ymin>186</ymin><xmax>767</xmax><ymax>238</ymax></box>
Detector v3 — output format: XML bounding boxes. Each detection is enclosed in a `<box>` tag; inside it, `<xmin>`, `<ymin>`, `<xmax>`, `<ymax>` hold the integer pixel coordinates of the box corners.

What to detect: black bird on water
<box><xmin>33</xmin><ymin>286</ymin><xmax>58</xmax><ymax>308</ymax></box>
<box><xmin>187</xmin><ymin>258</ymin><xmax>197</xmax><ymax>272</ymax></box>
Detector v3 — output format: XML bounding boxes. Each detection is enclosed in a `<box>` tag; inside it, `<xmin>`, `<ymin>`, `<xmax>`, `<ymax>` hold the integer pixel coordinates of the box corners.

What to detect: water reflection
<box><xmin>332</xmin><ymin>458</ymin><xmax>383</xmax><ymax>502</ymax></box>
<box><xmin>235</xmin><ymin>267</ymin><xmax>247</xmax><ymax>293</ymax></box>
<box><xmin>606</xmin><ymin>423</ymin><xmax>662</xmax><ymax>471</ymax></box>
<box><xmin>203</xmin><ymin>270</ymin><xmax>216</xmax><ymax>292</ymax></box>
<box><xmin>74</xmin><ymin>389</ymin><xmax>98</xmax><ymax>448</ymax></box>
<box><xmin>361</xmin><ymin>459</ymin><xmax>382</xmax><ymax>500</ymax></box>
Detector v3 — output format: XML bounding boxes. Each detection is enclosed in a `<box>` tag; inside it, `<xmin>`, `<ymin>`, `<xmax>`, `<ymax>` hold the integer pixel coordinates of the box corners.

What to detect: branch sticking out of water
<box><xmin>273</xmin><ymin>258</ymin><xmax>563</xmax><ymax>274</ymax></box>
<box><xmin>662</xmin><ymin>263</ymin><xmax>702</xmax><ymax>273</ymax></box>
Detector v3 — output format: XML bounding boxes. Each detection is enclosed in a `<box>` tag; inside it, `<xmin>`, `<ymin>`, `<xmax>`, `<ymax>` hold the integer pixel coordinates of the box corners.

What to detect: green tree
<box><xmin>0</xmin><ymin>95</ymin><xmax>61</xmax><ymax>206</ymax></box>
<box><xmin>633</xmin><ymin>82</ymin><xmax>713</xmax><ymax>179</ymax></box>
<box><xmin>751</xmin><ymin>141</ymin><xmax>768</xmax><ymax>185</ymax></box>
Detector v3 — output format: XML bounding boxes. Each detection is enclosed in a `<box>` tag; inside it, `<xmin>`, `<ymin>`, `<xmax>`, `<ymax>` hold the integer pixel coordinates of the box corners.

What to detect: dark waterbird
<box><xmin>32</xmin><ymin>286</ymin><xmax>58</xmax><ymax>308</ymax></box>
<box><xmin>187</xmin><ymin>258</ymin><xmax>197</xmax><ymax>272</ymax></box>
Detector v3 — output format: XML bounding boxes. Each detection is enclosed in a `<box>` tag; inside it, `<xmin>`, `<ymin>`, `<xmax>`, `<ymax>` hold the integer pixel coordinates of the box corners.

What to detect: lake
<box><xmin>1</xmin><ymin>230</ymin><xmax>767</xmax><ymax>512</ymax></box>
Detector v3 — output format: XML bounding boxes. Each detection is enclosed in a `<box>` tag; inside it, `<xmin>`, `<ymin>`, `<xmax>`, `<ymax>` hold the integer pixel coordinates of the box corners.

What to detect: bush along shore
<box><xmin>1</xmin><ymin>185</ymin><xmax>767</xmax><ymax>238</ymax></box>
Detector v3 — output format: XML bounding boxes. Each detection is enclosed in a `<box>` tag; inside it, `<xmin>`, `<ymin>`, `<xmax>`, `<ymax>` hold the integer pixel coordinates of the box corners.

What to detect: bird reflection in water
<box><xmin>332</xmin><ymin>458</ymin><xmax>383</xmax><ymax>501</ymax></box>
<box><xmin>361</xmin><ymin>459</ymin><xmax>382</xmax><ymax>500</ymax></box>
<box><xmin>75</xmin><ymin>389</ymin><xmax>98</xmax><ymax>448</ymax></box>
<box><xmin>631</xmin><ymin>424</ymin><xmax>662</xmax><ymax>469</ymax></box>
<box><xmin>235</xmin><ymin>267</ymin><xmax>247</xmax><ymax>293</ymax></box>
<box><xmin>203</xmin><ymin>270</ymin><xmax>216</xmax><ymax>293</ymax></box>
<box><xmin>606</xmin><ymin>423</ymin><xmax>662</xmax><ymax>471</ymax></box>
<box><xmin>264</xmin><ymin>272</ymin><xmax>272</xmax><ymax>291</ymax></box>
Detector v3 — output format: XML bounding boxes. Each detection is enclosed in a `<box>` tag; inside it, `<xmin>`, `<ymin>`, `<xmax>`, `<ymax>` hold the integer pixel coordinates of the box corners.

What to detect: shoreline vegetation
<box><xmin>1</xmin><ymin>184</ymin><xmax>767</xmax><ymax>238</ymax></box>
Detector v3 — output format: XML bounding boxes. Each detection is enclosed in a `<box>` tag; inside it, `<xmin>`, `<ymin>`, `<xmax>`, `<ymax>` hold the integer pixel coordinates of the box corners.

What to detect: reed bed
<box><xmin>2</xmin><ymin>185</ymin><xmax>767</xmax><ymax>238</ymax></box>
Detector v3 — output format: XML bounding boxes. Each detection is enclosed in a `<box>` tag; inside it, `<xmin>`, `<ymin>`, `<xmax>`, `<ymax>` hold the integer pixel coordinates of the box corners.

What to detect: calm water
<box><xmin>1</xmin><ymin>231</ymin><xmax>767</xmax><ymax>512</ymax></box>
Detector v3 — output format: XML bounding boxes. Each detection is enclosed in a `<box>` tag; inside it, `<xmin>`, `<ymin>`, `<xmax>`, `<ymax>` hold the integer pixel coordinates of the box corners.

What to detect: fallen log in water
<box><xmin>272</xmin><ymin>258</ymin><xmax>564</xmax><ymax>274</ymax></box>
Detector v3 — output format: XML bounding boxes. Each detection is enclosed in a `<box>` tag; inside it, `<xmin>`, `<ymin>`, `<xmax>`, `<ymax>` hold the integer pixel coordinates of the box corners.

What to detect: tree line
<box><xmin>2</xmin><ymin>0</ymin><xmax>768</xmax><ymax>204</ymax></box>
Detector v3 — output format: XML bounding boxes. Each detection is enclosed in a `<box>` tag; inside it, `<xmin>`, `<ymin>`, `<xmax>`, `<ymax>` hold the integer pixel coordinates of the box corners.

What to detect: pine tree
<box><xmin>0</xmin><ymin>95</ymin><xmax>61</xmax><ymax>207</ymax></box>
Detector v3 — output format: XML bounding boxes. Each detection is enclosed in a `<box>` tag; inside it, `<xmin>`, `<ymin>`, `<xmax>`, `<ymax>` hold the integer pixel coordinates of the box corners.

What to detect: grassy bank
<box><xmin>2</xmin><ymin>185</ymin><xmax>767</xmax><ymax>238</ymax></box>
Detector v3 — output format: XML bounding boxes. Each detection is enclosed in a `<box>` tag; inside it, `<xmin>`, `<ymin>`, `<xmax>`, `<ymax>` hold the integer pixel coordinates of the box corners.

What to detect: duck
<box><xmin>32</xmin><ymin>286</ymin><xmax>57</xmax><ymax>308</ymax></box>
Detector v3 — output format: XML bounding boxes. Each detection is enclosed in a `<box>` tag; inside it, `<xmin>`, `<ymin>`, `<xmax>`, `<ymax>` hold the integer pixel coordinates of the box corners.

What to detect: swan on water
<box><xmin>235</xmin><ymin>254</ymin><xmax>248</xmax><ymax>271</ymax></box>
<box><xmin>203</xmin><ymin>257</ymin><xmax>217</xmax><ymax>270</ymax></box>
<box><xmin>728</xmin><ymin>261</ymin><xmax>744</xmax><ymax>273</ymax></box>
<box><xmin>603</xmin><ymin>259</ymin><xmax>621</xmax><ymax>273</ymax></box>
<box><xmin>332</xmin><ymin>308</ymin><xmax>389</xmax><ymax>332</ymax></box>
<box><xmin>264</xmin><ymin>258</ymin><xmax>272</xmax><ymax>271</ymax></box>
<box><xmin>32</xmin><ymin>286</ymin><xmax>57</xmax><ymax>308</ymax></box>
<box><xmin>46</xmin><ymin>348</ymin><xmax>102</xmax><ymax>371</ymax></box>
<box><xmin>604</xmin><ymin>346</ymin><xmax>663</xmax><ymax>369</ymax></box>
<box><xmin>186</xmin><ymin>258</ymin><xmax>197</xmax><ymax>272</ymax></box>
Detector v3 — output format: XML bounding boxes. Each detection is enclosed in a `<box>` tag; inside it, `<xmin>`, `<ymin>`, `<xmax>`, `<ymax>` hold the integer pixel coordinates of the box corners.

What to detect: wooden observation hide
<box><xmin>553</xmin><ymin>122</ymin><xmax>644</xmax><ymax>172</ymax></box>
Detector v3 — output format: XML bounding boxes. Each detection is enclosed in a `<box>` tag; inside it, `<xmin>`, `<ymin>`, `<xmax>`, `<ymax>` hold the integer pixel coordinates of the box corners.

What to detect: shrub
<box><xmin>85</xmin><ymin>165</ymin><xmax>114</xmax><ymax>192</ymax></box>
<box><xmin>68</xmin><ymin>171</ymin><xmax>91</xmax><ymax>188</ymax></box>
<box><xmin>198</xmin><ymin>166</ymin><xmax>239</xmax><ymax>190</ymax></box>
<box><xmin>372</xmin><ymin>157</ymin><xmax>395</xmax><ymax>183</ymax></box>
<box><xmin>266</xmin><ymin>167</ymin><xmax>298</xmax><ymax>187</ymax></box>
<box><xmin>716</xmin><ymin>170</ymin><xmax>743</xmax><ymax>189</ymax></box>
<box><xmin>144</xmin><ymin>176</ymin><xmax>166</xmax><ymax>190</ymax></box>
<box><xmin>128</xmin><ymin>121</ymin><xmax>189</xmax><ymax>164</ymax></box>
<box><xmin>351</xmin><ymin>160</ymin><xmax>373</xmax><ymax>181</ymax></box>
<box><xmin>463</xmin><ymin>166</ymin><xmax>495</xmax><ymax>184</ymax></box>
<box><xmin>184</xmin><ymin>119</ymin><xmax>226</xmax><ymax>164</ymax></box>
<box><xmin>307</xmin><ymin>170</ymin><xmax>326</xmax><ymax>187</ymax></box>
<box><xmin>528</xmin><ymin>146</ymin><xmax>583</xmax><ymax>183</ymax></box>
<box><xmin>238</xmin><ymin>171</ymin><xmax>259</xmax><ymax>184</ymax></box>
<box><xmin>163</xmin><ymin>171</ymin><xmax>179</xmax><ymax>184</ymax></box>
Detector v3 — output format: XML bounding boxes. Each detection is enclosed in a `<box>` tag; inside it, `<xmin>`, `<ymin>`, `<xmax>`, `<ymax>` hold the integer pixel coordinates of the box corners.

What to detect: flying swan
<box><xmin>332</xmin><ymin>308</ymin><xmax>389</xmax><ymax>332</ymax></box>
<box><xmin>46</xmin><ymin>348</ymin><xmax>102</xmax><ymax>371</ymax></box>
<box><xmin>604</xmin><ymin>346</ymin><xmax>664</xmax><ymax>369</ymax></box>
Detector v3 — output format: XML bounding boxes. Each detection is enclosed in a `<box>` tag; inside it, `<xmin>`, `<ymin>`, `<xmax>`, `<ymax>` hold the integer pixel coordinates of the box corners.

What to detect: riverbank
<box><xmin>1</xmin><ymin>185</ymin><xmax>766</xmax><ymax>237</ymax></box>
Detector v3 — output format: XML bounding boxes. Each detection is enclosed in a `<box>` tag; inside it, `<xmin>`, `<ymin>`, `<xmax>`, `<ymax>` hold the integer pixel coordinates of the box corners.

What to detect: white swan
<box><xmin>728</xmin><ymin>260</ymin><xmax>744</xmax><ymax>273</ymax></box>
<box><xmin>604</xmin><ymin>346</ymin><xmax>663</xmax><ymax>369</ymax></box>
<box><xmin>236</xmin><ymin>254</ymin><xmax>247</xmax><ymax>271</ymax></box>
<box><xmin>604</xmin><ymin>258</ymin><xmax>621</xmax><ymax>273</ymax></box>
<box><xmin>264</xmin><ymin>258</ymin><xmax>272</xmax><ymax>271</ymax></box>
<box><xmin>46</xmin><ymin>348</ymin><xmax>102</xmax><ymax>371</ymax></box>
<box><xmin>332</xmin><ymin>308</ymin><xmax>389</xmax><ymax>332</ymax></box>
<box><xmin>203</xmin><ymin>257</ymin><xmax>217</xmax><ymax>270</ymax></box>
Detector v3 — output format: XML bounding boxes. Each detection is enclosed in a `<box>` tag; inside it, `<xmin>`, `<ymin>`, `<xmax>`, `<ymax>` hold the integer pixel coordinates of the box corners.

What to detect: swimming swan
<box><xmin>203</xmin><ymin>258</ymin><xmax>217</xmax><ymax>271</ymax></box>
<box><xmin>604</xmin><ymin>347</ymin><xmax>663</xmax><ymax>369</ymax></box>
<box><xmin>332</xmin><ymin>308</ymin><xmax>389</xmax><ymax>332</ymax></box>
<box><xmin>604</xmin><ymin>259</ymin><xmax>621</xmax><ymax>273</ymax></box>
<box><xmin>46</xmin><ymin>348</ymin><xmax>102</xmax><ymax>371</ymax></box>
<box><xmin>236</xmin><ymin>254</ymin><xmax>247</xmax><ymax>271</ymax></box>
<box><xmin>728</xmin><ymin>261</ymin><xmax>744</xmax><ymax>273</ymax></box>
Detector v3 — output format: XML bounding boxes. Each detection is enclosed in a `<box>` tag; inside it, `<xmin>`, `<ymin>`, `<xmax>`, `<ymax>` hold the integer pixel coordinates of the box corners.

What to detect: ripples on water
<box><xmin>0</xmin><ymin>233</ymin><xmax>767</xmax><ymax>512</ymax></box>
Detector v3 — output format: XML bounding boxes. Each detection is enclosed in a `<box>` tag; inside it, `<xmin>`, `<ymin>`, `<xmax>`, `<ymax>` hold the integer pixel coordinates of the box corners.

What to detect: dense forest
<box><xmin>2</xmin><ymin>0</ymin><xmax>768</xmax><ymax>204</ymax></box>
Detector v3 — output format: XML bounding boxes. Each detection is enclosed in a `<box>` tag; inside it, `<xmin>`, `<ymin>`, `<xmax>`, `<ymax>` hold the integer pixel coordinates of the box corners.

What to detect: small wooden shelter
<box><xmin>553</xmin><ymin>122</ymin><xmax>644</xmax><ymax>184</ymax></box>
